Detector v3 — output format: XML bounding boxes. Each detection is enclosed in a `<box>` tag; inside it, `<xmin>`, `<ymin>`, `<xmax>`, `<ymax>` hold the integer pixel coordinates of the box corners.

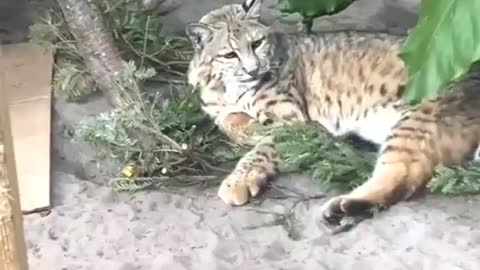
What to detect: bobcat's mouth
<box><xmin>242</xmin><ymin>67</ymin><xmax>269</xmax><ymax>80</ymax></box>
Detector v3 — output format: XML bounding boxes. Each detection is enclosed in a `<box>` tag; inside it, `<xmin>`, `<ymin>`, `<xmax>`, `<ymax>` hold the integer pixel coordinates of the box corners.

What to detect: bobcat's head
<box><xmin>185</xmin><ymin>0</ymin><xmax>273</xmax><ymax>88</ymax></box>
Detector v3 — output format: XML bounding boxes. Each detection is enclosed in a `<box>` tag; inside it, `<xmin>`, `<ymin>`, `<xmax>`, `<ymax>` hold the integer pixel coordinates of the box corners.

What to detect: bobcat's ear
<box><xmin>185</xmin><ymin>23</ymin><xmax>213</xmax><ymax>50</ymax></box>
<box><xmin>242</xmin><ymin>0</ymin><xmax>263</xmax><ymax>18</ymax></box>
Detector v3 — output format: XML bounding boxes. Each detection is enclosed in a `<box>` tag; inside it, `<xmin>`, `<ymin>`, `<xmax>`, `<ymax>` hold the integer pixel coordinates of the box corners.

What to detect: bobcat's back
<box><xmin>278</xmin><ymin>31</ymin><xmax>408</xmax><ymax>143</ymax></box>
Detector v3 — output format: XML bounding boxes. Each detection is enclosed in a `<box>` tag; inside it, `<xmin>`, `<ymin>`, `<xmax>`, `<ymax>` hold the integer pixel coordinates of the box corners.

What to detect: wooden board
<box><xmin>0</xmin><ymin>42</ymin><xmax>53</xmax><ymax>214</ymax></box>
<box><xmin>0</xmin><ymin>74</ymin><xmax>29</xmax><ymax>269</ymax></box>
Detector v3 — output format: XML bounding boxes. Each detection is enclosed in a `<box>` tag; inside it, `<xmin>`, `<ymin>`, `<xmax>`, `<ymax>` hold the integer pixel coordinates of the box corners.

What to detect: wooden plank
<box><xmin>0</xmin><ymin>42</ymin><xmax>53</xmax><ymax>213</ymax></box>
<box><xmin>0</xmin><ymin>71</ymin><xmax>29</xmax><ymax>270</ymax></box>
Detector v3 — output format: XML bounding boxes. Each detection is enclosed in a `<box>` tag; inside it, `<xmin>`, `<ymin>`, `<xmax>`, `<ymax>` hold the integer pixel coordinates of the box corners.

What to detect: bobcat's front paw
<box><xmin>217</xmin><ymin>169</ymin><xmax>268</xmax><ymax>205</ymax></box>
<box><xmin>320</xmin><ymin>196</ymin><xmax>375</xmax><ymax>225</ymax></box>
<box><xmin>216</xmin><ymin>112</ymin><xmax>256</xmax><ymax>145</ymax></box>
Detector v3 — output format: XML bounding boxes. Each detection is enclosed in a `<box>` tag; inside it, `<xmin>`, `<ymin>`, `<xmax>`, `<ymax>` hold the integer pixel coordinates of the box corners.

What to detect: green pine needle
<box><xmin>260</xmin><ymin>123</ymin><xmax>375</xmax><ymax>191</ymax></box>
<box><xmin>74</xmin><ymin>62</ymin><xmax>245</xmax><ymax>191</ymax></box>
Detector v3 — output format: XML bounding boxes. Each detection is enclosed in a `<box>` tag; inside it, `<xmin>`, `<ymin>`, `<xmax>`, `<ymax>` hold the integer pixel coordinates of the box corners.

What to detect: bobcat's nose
<box><xmin>240</xmin><ymin>54</ymin><xmax>260</xmax><ymax>77</ymax></box>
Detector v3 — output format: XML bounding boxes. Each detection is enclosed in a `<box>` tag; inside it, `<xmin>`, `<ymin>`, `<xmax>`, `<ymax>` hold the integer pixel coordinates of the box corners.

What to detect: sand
<box><xmin>9</xmin><ymin>0</ymin><xmax>480</xmax><ymax>269</ymax></box>
<box><xmin>24</xmin><ymin>147</ymin><xmax>480</xmax><ymax>269</ymax></box>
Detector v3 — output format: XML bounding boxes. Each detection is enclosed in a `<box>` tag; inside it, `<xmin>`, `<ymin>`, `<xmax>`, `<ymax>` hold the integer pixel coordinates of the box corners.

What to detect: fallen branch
<box><xmin>245</xmin><ymin>183</ymin><xmax>326</xmax><ymax>240</ymax></box>
<box><xmin>57</xmin><ymin>0</ymin><xmax>128</xmax><ymax>108</ymax></box>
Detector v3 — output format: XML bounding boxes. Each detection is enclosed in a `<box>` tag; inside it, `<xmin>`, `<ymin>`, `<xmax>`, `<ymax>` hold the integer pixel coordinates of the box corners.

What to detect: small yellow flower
<box><xmin>121</xmin><ymin>164</ymin><xmax>136</xmax><ymax>178</ymax></box>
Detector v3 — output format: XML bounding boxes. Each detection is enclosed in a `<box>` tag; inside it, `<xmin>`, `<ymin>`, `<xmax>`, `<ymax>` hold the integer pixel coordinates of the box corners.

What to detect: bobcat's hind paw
<box><xmin>320</xmin><ymin>196</ymin><xmax>376</xmax><ymax>225</ymax></box>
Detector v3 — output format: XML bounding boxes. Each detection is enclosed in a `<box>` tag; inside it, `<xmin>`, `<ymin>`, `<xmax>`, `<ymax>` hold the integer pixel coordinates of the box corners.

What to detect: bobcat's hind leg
<box><xmin>320</xmin><ymin>89</ymin><xmax>480</xmax><ymax>224</ymax></box>
<box><xmin>320</xmin><ymin>157</ymin><xmax>433</xmax><ymax>225</ymax></box>
<box><xmin>320</xmin><ymin>110</ymin><xmax>439</xmax><ymax>224</ymax></box>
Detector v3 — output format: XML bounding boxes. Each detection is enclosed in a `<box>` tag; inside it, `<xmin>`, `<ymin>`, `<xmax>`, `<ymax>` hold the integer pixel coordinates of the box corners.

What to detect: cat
<box><xmin>185</xmin><ymin>0</ymin><xmax>480</xmax><ymax>225</ymax></box>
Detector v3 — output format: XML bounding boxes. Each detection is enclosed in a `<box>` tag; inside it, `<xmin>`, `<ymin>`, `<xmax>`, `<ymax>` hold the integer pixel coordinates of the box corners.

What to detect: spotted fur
<box><xmin>185</xmin><ymin>0</ymin><xmax>480</xmax><ymax>224</ymax></box>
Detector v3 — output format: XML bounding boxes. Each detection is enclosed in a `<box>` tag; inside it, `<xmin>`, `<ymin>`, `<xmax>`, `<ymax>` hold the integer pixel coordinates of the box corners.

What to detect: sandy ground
<box><xmin>3</xmin><ymin>0</ymin><xmax>480</xmax><ymax>269</ymax></box>
<box><xmin>24</xmin><ymin>171</ymin><xmax>480</xmax><ymax>270</ymax></box>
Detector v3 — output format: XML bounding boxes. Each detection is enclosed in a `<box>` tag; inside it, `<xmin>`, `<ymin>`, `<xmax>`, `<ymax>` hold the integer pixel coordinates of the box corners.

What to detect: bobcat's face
<box><xmin>209</xmin><ymin>20</ymin><xmax>271</xmax><ymax>82</ymax></box>
<box><xmin>186</xmin><ymin>0</ymin><xmax>273</xmax><ymax>88</ymax></box>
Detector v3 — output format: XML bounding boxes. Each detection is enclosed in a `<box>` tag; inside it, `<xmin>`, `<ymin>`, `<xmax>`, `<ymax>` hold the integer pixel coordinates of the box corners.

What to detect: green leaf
<box><xmin>401</xmin><ymin>0</ymin><xmax>480</xmax><ymax>104</ymax></box>
<box><xmin>276</xmin><ymin>0</ymin><xmax>356</xmax><ymax>32</ymax></box>
<box><xmin>276</xmin><ymin>0</ymin><xmax>355</xmax><ymax>17</ymax></box>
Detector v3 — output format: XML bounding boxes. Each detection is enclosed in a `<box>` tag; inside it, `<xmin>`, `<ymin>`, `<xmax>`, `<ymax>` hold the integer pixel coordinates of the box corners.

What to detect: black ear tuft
<box><xmin>241</xmin><ymin>0</ymin><xmax>255</xmax><ymax>12</ymax></box>
<box><xmin>241</xmin><ymin>0</ymin><xmax>262</xmax><ymax>17</ymax></box>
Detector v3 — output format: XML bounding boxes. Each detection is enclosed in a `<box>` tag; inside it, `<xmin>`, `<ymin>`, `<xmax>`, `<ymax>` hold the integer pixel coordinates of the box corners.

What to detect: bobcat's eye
<box><xmin>252</xmin><ymin>38</ymin><xmax>264</xmax><ymax>49</ymax></box>
<box><xmin>223</xmin><ymin>52</ymin><xmax>238</xmax><ymax>59</ymax></box>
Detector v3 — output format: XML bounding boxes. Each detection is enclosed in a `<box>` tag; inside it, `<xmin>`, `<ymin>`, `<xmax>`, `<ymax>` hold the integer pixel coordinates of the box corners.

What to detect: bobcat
<box><xmin>185</xmin><ymin>0</ymin><xmax>480</xmax><ymax>225</ymax></box>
